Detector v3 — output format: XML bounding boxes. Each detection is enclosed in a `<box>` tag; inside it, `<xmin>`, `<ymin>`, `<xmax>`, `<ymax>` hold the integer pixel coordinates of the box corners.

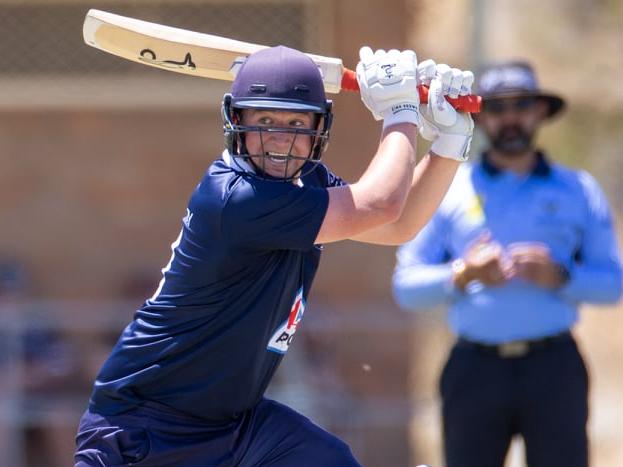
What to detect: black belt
<box><xmin>456</xmin><ymin>331</ymin><xmax>573</xmax><ymax>358</ymax></box>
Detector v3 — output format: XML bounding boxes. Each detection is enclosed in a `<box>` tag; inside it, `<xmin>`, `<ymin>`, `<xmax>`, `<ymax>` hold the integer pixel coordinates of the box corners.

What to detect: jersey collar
<box><xmin>221</xmin><ymin>150</ymin><xmax>305</xmax><ymax>187</ymax></box>
<box><xmin>480</xmin><ymin>150</ymin><xmax>552</xmax><ymax>178</ymax></box>
<box><xmin>222</xmin><ymin>150</ymin><xmax>256</xmax><ymax>174</ymax></box>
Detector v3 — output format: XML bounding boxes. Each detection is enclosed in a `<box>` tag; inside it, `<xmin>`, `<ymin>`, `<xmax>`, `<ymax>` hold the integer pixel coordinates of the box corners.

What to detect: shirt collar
<box><xmin>480</xmin><ymin>150</ymin><xmax>551</xmax><ymax>178</ymax></box>
<box><xmin>222</xmin><ymin>150</ymin><xmax>256</xmax><ymax>174</ymax></box>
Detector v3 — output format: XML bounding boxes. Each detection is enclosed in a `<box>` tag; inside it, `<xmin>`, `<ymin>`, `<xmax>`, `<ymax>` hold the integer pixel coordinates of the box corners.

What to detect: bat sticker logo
<box><xmin>139</xmin><ymin>49</ymin><xmax>197</xmax><ymax>71</ymax></box>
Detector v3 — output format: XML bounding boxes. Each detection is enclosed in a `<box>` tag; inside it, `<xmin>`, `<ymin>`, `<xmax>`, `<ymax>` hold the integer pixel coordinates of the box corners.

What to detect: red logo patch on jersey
<box><xmin>267</xmin><ymin>288</ymin><xmax>306</xmax><ymax>354</ymax></box>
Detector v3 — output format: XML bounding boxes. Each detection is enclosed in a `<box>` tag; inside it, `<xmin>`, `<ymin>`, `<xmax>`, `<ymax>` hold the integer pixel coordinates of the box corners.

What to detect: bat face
<box><xmin>83</xmin><ymin>9</ymin><xmax>344</xmax><ymax>92</ymax></box>
<box><xmin>83</xmin><ymin>9</ymin><xmax>481</xmax><ymax>111</ymax></box>
<box><xmin>84</xmin><ymin>11</ymin><xmax>262</xmax><ymax>82</ymax></box>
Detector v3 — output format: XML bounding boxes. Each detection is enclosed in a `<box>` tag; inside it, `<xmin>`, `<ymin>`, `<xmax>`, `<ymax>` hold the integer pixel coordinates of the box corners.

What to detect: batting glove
<box><xmin>418</xmin><ymin>60</ymin><xmax>474</xmax><ymax>161</ymax></box>
<box><xmin>356</xmin><ymin>47</ymin><xmax>420</xmax><ymax>130</ymax></box>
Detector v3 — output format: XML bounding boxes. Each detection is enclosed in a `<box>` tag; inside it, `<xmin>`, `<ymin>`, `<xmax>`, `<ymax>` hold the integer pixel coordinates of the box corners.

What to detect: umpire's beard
<box><xmin>490</xmin><ymin>124</ymin><xmax>535</xmax><ymax>156</ymax></box>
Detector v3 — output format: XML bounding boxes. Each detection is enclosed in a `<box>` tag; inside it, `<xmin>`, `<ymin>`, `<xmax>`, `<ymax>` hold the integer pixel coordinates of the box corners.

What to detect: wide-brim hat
<box><xmin>476</xmin><ymin>60</ymin><xmax>566</xmax><ymax>118</ymax></box>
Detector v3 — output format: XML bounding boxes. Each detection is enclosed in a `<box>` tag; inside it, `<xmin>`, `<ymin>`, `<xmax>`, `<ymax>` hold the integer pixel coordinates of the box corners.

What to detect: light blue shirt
<box><xmin>392</xmin><ymin>153</ymin><xmax>622</xmax><ymax>343</ymax></box>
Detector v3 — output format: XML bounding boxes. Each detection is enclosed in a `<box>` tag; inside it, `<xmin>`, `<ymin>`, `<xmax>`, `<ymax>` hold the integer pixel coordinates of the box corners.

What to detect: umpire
<box><xmin>392</xmin><ymin>60</ymin><xmax>623</xmax><ymax>467</ymax></box>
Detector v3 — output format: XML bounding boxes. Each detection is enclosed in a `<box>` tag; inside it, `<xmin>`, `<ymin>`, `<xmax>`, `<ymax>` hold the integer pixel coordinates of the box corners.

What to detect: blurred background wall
<box><xmin>0</xmin><ymin>1</ymin><xmax>621</xmax><ymax>466</ymax></box>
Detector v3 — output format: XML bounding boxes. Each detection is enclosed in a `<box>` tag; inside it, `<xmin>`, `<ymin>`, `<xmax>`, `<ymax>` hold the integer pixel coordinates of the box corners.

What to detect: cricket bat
<box><xmin>83</xmin><ymin>9</ymin><xmax>481</xmax><ymax>112</ymax></box>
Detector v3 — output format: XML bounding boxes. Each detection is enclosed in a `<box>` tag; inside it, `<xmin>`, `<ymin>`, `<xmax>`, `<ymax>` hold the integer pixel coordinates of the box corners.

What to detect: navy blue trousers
<box><xmin>75</xmin><ymin>398</ymin><xmax>361</xmax><ymax>467</ymax></box>
<box><xmin>440</xmin><ymin>336</ymin><xmax>589</xmax><ymax>467</ymax></box>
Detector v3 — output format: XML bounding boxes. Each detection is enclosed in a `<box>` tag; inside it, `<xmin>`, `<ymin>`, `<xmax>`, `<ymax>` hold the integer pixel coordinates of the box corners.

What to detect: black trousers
<box><xmin>440</xmin><ymin>335</ymin><xmax>589</xmax><ymax>467</ymax></box>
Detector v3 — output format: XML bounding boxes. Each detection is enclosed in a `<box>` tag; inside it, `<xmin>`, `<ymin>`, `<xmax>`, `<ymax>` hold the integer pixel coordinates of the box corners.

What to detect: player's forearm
<box><xmin>352</xmin><ymin>154</ymin><xmax>458</xmax><ymax>245</ymax></box>
<box><xmin>391</xmin><ymin>153</ymin><xmax>459</xmax><ymax>239</ymax></box>
<box><xmin>316</xmin><ymin>124</ymin><xmax>418</xmax><ymax>244</ymax></box>
<box><xmin>351</xmin><ymin>124</ymin><xmax>418</xmax><ymax>218</ymax></box>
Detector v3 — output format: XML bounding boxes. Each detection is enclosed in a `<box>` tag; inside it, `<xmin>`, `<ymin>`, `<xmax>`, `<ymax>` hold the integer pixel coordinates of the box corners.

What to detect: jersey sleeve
<box><xmin>310</xmin><ymin>162</ymin><xmax>347</xmax><ymax>188</ymax></box>
<box><xmin>392</xmin><ymin>213</ymin><xmax>458</xmax><ymax>311</ymax></box>
<box><xmin>326</xmin><ymin>169</ymin><xmax>347</xmax><ymax>188</ymax></box>
<box><xmin>222</xmin><ymin>179</ymin><xmax>329</xmax><ymax>251</ymax></box>
<box><xmin>559</xmin><ymin>171</ymin><xmax>623</xmax><ymax>303</ymax></box>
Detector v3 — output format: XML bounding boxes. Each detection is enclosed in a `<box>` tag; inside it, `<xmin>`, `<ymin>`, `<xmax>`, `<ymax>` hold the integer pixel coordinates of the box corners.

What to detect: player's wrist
<box><xmin>382</xmin><ymin>103</ymin><xmax>421</xmax><ymax>130</ymax></box>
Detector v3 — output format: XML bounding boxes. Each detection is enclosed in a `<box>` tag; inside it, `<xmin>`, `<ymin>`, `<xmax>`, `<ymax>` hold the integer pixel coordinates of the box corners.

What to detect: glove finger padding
<box><xmin>359</xmin><ymin>46</ymin><xmax>375</xmax><ymax>63</ymax></box>
<box><xmin>448</xmin><ymin>68</ymin><xmax>464</xmax><ymax>99</ymax></box>
<box><xmin>356</xmin><ymin>46</ymin><xmax>420</xmax><ymax>129</ymax></box>
<box><xmin>435</xmin><ymin>64</ymin><xmax>453</xmax><ymax>94</ymax></box>
<box><xmin>417</xmin><ymin>59</ymin><xmax>436</xmax><ymax>86</ymax></box>
<box><xmin>427</xmin><ymin>65</ymin><xmax>457</xmax><ymax>127</ymax></box>
<box><xmin>460</xmin><ymin>71</ymin><xmax>474</xmax><ymax>96</ymax></box>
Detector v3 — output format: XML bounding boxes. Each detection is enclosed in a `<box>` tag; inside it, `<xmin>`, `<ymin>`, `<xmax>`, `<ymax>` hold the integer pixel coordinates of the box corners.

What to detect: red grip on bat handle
<box><xmin>340</xmin><ymin>68</ymin><xmax>481</xmax><ymax>113</ymax></box>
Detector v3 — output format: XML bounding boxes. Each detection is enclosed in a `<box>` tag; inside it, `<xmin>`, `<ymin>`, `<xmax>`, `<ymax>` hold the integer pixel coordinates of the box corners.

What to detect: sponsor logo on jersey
<box><xmin>267</xmin><ymin>287</ymin><xmax>305</xmax><ymax>354</ymax></box>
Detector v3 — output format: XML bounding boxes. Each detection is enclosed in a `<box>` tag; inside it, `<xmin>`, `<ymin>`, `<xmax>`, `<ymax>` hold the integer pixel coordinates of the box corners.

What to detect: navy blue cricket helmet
<box><xmin>222</xmin><ymin>45</ymin><xmax>333</xmax><ymax>180</ymax></box>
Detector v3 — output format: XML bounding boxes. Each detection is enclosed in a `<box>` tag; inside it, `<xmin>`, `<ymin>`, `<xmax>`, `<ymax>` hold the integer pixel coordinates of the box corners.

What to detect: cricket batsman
<box><xmin>74</xmin><ymin>44</ymin><xmax>474</xmax><ymax>466</ymax></box>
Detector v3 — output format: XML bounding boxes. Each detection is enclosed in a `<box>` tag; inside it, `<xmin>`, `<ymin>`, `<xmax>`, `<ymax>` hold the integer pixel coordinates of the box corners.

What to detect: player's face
<box><xmin>241</xmin><ymin>109</ymin><xmax>315</xmax><ymax>179</ymax></box>
<box><xmin>478</xmin><ymin>97</ymin><xmax>548</xmax><ymax>155</ymax></box>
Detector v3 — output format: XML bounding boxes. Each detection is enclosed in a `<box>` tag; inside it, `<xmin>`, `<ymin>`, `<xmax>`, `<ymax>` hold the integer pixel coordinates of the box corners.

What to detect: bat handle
<box><xmin>340</xmin><ymin>68</ymin><xmax>482</xmax><ymax>113</ymax></box>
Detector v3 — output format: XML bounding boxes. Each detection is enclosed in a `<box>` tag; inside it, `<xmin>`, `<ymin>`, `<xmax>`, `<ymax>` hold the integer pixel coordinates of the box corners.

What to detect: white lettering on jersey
<box><xmin>267</xmin><ymin>287</ymin><xmax>305</xmax><ymax>354</ymax></box>
<box><xmin>183</xmin><ymin>208</ymin><xmax>194</xmax><ymax>228</ymax></box>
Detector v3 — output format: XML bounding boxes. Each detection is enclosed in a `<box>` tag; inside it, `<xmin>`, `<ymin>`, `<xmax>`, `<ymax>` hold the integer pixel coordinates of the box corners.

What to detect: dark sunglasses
<box><xmin>482</xmin><ymin>97</ymin><xmax>538</xmax><ymax>114</ymax></box>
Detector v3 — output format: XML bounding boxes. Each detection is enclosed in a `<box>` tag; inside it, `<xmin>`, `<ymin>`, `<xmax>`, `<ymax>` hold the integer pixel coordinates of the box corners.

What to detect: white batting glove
<box><xmin>417</xmin><ymin>60</ymin><xmax>474</xmax><ymax>161</ymax></box>
<box><xmin>356</xmin><ymin>47</ymin><xmax>420</xmax><ymax>130</ymax></box>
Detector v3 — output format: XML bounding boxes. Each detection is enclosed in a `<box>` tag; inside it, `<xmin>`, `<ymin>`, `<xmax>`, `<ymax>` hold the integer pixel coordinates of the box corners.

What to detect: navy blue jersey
<box><xmin>90</xmin><ymin>156</ymin><xmax>345</xmax><ymax>422</ymax></box>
